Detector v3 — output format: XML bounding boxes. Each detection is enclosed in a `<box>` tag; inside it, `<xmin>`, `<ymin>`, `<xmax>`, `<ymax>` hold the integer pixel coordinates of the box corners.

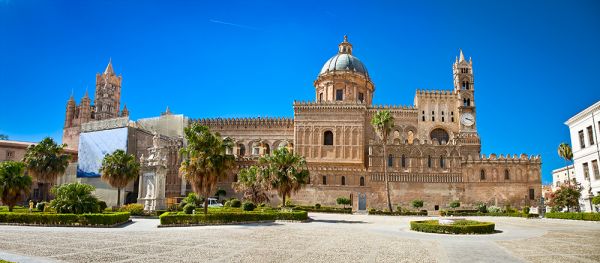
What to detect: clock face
<box><xmin>461</xmin><ymin>113</ymin><xmax>475</xmax><ymax>126</ymax></box>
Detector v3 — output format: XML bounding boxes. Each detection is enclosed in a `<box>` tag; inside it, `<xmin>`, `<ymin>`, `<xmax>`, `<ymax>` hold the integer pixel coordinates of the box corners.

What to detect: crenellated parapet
<box><xmin>415</xmin><ymin>89</ymin><xmax>457</xmax><ymax>99</ymax></box>
<box><xmin>192</xmin><ymin>117</ymin><xmax>294</xmax><ymax>129</ymax></box>
<box><xmin>465</xmin><ymin>153</ymin><xmax>542</xmax><ymax>164</ymax></box>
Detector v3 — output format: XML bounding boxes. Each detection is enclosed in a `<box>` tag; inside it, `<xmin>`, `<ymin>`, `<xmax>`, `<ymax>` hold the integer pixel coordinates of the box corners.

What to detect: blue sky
<box><xmin>1</xmin><ymin>0</ymin><xmax>599</xmax><ymax>184</ymax></box>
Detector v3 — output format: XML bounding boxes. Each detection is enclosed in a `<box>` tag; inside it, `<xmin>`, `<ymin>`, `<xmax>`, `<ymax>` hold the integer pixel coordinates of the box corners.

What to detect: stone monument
<box><xmin>138</xmin><ymin>133</ymin><xmax>168</xmax><ymax>211</ymax></box>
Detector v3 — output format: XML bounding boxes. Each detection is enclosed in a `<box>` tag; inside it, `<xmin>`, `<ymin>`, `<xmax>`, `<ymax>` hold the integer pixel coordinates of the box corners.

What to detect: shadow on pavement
<box><xmin>309</xmin><ymin>219</ymin><xmax>367</xmax><ymax>224</ymax></box>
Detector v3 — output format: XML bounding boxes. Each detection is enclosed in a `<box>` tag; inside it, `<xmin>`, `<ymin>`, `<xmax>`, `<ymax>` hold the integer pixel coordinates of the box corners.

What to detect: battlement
<box><xmin>415</xmin><ymin>89</ymin><xmax>457</xmax><ymax>98</ymax></box>
<box><xmin>368</xmin><ymin>104</ymin><xmax>417</xmax><ymax>110</ymax></box>
<box><xmin>192</xmin><ymin>117</ymin><xmax>294</xmax><ymax>128</ymax></box>
<box><xmin>466</xmin><ymin>153</ymin><xmax>542</xmax><ymax>163</ymax></box>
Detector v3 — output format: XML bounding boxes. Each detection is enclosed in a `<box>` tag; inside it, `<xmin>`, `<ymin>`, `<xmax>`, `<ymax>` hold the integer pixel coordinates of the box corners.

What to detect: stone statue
<box><xmin>152</xmin><ymin>132</ymin><xmax>160</xmax><ymax>149</ymax></box>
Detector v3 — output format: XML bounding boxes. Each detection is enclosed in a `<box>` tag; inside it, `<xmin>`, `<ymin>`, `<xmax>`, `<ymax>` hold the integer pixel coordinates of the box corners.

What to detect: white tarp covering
<box><xmin>77</xmin><ymin>127</ymin><xmax>128</xmax><ymax>178</ymax></box>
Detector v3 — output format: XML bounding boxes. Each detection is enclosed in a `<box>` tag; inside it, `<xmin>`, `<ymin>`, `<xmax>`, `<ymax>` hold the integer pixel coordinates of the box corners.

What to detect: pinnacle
<box><xmin>459</xmin><ymin>49</ymin><xmax>465</xmax><ymax>62</ymax></box>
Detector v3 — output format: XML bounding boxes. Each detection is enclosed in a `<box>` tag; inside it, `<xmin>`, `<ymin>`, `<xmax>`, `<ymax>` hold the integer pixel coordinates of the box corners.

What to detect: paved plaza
<box><xmin>0</xmin><ymin>213</ymin><xmax>599</xmax><ymax>263</ymax></box>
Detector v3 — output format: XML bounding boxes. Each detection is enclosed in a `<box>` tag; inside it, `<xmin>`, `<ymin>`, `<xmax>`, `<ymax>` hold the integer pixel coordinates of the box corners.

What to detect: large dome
<box><xmin>318</xmin><ymin>36</ymin><xmax>369</xmax><ymax>78</ymax></box>
<box><xmin>319</xmin><ymin>53</ymin><xmax>369</xmax><ymax>77</ymax></box>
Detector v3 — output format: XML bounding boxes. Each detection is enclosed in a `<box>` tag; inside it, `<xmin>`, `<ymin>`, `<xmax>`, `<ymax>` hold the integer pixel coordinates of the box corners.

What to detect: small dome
<box><xmin>319</xmin><ymin>53</ymin><xmax>369</xmax><ymax>77</ymax></box>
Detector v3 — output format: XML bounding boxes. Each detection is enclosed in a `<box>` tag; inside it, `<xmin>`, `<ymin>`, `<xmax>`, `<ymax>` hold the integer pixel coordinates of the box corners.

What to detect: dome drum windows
<box><xmin>335</xmin><ymin>89</ymin><xmax>344</xmax><ymax>101</ymax></box>
<box><xmin>387</xmin><ymin>154</ymin><xmax>393</xmax><ymax>167</ymax></box>
<box><xmin>480</xmin><ymin>170</ymin><xmax>486</xmax><ymax>180</ymax></box>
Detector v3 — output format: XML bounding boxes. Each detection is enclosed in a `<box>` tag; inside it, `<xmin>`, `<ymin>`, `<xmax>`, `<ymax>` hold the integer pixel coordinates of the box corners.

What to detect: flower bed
<box><xmin>545</xmin><ymin>212</ymin><xmax>600</xmax><ymax>221</ymax></box>
<box><xmin>159</xmin><ymin>210</ymin><xmax>308</xmax><ymax>226</ymax></box>
<box><xmin>410</xmin><ymin>220</ymin><xmax>495</xmax><ymax>234</ymax></box>
<box><xmin>0</xmin><ymin>212</ymin><xmax>131</xmax><ymax>227</ymax></box>
<box><xmin>294</xmin><ymin>206</ymin><xmax>352</xmax><ymax>214</ymax></box>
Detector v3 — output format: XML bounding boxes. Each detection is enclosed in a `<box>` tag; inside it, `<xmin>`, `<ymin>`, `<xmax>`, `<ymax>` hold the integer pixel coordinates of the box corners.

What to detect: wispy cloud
<box><xmin>209</xmin><ymin>19</ymin><xmax>261</xmax><ymax>31</ymax></box>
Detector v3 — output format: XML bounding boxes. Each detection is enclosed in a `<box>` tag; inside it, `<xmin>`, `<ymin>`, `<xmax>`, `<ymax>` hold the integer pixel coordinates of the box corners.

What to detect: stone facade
<box><xmin>196</xmin><ymin>37</ymin><xmax>542</xmax><ymax>211</ymax></box>
<box><xmin>62</xmin><ymin>36</ymin><xmax>542</xmax><ymax>211</ymax></box>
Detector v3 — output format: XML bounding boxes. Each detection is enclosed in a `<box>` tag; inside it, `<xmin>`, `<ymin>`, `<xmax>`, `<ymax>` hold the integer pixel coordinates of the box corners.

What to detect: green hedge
<box><xmin>545</xmin><ymin>212</ymin><xmax>600</xmax><ymax>221</ymax></box>
<box><xmin>294</xmin><ymin>206</ymin><xmax>352</xmax><ymax>214</ymax></box>
<box><xmin>440</xmin><ymin>210</ymin><xmax>538</xmax><ymax>218</ymax></box>
<box><xmin>0</xmin><ymin>212</ymin><xmax>130</xmax><ymax>226</ymax></box>
<box><xmin>369</xmin><ymin>210</ymin><xmax>427</xmax><ymax>216</ymax></box>
<box><xmin>159</xmin><ymin>210</ymin><xmax>308</xmax><ymax>225</ymax></box>
<box><xmin>410</xmin><ymin>220</ymin><xmax>495</xmax><ymax>234</ymax></box>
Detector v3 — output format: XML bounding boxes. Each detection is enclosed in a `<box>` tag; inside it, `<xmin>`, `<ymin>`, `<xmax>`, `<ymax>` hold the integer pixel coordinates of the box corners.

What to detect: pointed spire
<box><xmin>69</xmin><ymin>89</ymin><xmax>74</xmax><ymax>101</ymax></box>
<box><xmin>104</xmin><ymin>58</ymin><xmax>115</xmax><ymax>75</ymax></box>
<box><xmin>459</xmin><ymin>49</ymin><xmax>465</xmax><ymax>62</ymax></box>
<box><xmin>83</xmin><ymin>87</ymin><xmax>89</xmax><ymax>99</ymax></box>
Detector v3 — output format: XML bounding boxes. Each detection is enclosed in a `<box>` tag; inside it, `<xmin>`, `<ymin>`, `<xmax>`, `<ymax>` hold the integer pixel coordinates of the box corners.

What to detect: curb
<box><xmin>0</xmin><ymin>219</ymin><xmax>132</xmax><ymax>228</ymax></box>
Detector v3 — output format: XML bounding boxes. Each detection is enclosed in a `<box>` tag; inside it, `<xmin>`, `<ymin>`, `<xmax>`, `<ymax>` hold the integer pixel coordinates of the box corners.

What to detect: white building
<box><xmin>565</xmin><ymin>100</ymin><xmax>600</xmax><ymax>212</ymax></box>
<box><xmin>551</xmin><ymin>165</ymin><xmax>575</xmax><ymax>191</ymax></box>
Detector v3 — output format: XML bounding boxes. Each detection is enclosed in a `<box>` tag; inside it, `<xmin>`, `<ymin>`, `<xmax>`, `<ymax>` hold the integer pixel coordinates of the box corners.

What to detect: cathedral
<box><xmin>64</xmin><ymin>36</ymin><xmax>542</xmax><ymax>211</ymax></box>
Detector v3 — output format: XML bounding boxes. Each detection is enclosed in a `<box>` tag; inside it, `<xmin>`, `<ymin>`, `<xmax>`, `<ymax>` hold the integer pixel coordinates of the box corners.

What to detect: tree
<box><xmin>179</xmin><ymin>123</ymin><xmax>236</xmax><ymax>214</ymax></box>
<box><xmin>557</xmin><ymin>142</ymin><xmax>574</xmax><ymax>185</ymax></box>
<box><xmin>592</xmin><ymin>195</ymin><xmax>600</xmax><ymax>206</ymax></box>
<box><xmin>0</xmin><ymin>161</ymin><xmax>32</xmax><ymax>212</ymax></box>
<box><xmin>99</xmin><ymin>149</ymin><xmax>140</xmax><ymax>207</ymax></box>
<box><xmin>548</xmin><ymin>184</ymin><xmax>581</xmax><ymax>212</ymax></box>
<box><xmin>411</xmin><ymin>199</ymin><xmax>424</xmax><ymax>210</ymax></box>
<box><xmin>23</xmin><ymin>137</ymin><xmax>70</xmax><ymax>201</ymax></box>
<box><xmin>371</xmin><ymin>110</ymin><xmax>394</xmax><ymax>212</ymax></box>
<box><xmin>336</xmin><ymin>197</ymin><xmax>351</xmax><ymax>209</ymax></box>
<box><xmin>50</xmin><ymin>182</ymin><xmax>100</xmax><ymax>214</ymax></box>
<box><xmin>449</xmin><ymin>200</ymin><xmax>460</xmax><ymax>210</ymax></box>
<box><xmin>0</xmin><ymin>134</ymin><xmax>8</xmax><ymax>140</ymax></box>
<box><xmin>259</xmin><ymin>147</ymin><xmax>309</xmax><ymax>208</ymax></box>
<box><xmin>233</xmin><ymin>166</ymin><xmax>270</xmax><ymax>204</ymax></box>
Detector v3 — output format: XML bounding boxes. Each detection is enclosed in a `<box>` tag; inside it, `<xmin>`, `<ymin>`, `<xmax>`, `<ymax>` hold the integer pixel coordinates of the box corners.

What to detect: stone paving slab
<box><xmin>0</xmin><ymin>215</ymin><xmax>598</xmax><ymax>262</ymax></box>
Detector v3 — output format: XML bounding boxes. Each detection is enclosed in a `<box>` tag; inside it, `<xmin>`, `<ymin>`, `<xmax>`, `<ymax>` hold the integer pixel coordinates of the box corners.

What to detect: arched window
<box><xmin>430</xmin><ymin>128</ymin><xmax>449</xmax><ymax>144</ymax></box>
<box><xmin>341</xmin><ymin>176</ymin><xmax>346</xmax><ymax>185</ymax></box>
<box><xmin>480</xmin><ymin>170</ymin><xmax>486</xmax><ymax>180</ymax></box>
<box><xmin>388</xmin><ymin>154</ymin><xmax>393</xmax><ymax>167</ymax></box>
<box><xmin>360</xmin><ymin>176</ymin><xmax>365</xmax><ymax>186</ymax></box>
<box><xmin>428</xmin><ymin>155</ymin><xmax>432</xmax><ymax>168</ymax></box>
<box><xmin>322</xmin><ymin>176</ymin><xmax>327</xmax><ymax>185</ymax></box>
<box><xmin>504</xmin><ymin>169</ymin><xmax>510</xmax><ymax>180</ymax></box>
<box><xmin>440</xmin><ymin>156</ymin><xmax>445</xmax><ymax>169</ymax></box>
<box><xmin>264</xmin><ymin>144</ymin><xmax>270</xmax><ymax>155</ymax></box>
<box><xmin>238</xmin><ymin>144</ymin><xmax>245</xmax><ymax>156</ymax></box>
<box><xmin>401</xmin><ymin>155</ymin><xmax>406</xmax><ymax>168</ymax></box>
<box><xmin>324</xmin><ymin>131</ymin><xmax>334</xmax><ymax>145</ymax></box>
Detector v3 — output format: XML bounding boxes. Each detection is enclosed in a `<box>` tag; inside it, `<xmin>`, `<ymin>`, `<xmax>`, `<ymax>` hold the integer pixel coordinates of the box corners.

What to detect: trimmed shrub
<box><xmin>0</xmin><ymin>212</ymin><xmax>130</xmax><ymax>226</ymax></box>
<box><xmin>183</xmin><ymin>204</ymin><xmax>196</xmax><ymax>214</ymax></box>
<box><xmin>159</xmin><ymin>210</ymin><xmax>308</xmax><ymax>225</ymax></box>
<box><xmin>336</xmin><ymin>197</ymin><xmax>351</xmax><ymax>208</ymax></box>
<box><xmin>410</xmin><ymin>220</ymin><xmax>495</xmax><ymax>234</ymax></box>
<box><xmin>411</xmin><ymin>199</ymin><xmax>424</xmax><ymax>209</ymax></box>
<box><xmin>36</xmin><ymin>202</ymin><xmax>47</xmax><ymax>212</ymax></box>
<box><xmin>522</xmin><ymin>207</ymin><xmax>530</xmax><ymax>214</ymax></box>
<box><xmin>224</xmin><ymin>201</ymin><xmax>232</xmax><ymax>207</ymax></box>
<box><xmin>242</xmin><ymin>202</ymin><xmax>256</xmax><ymax>211</ymax></box>
<box><xmin>315</xmin><ymin>203</ymin><xmax>321</xmax><ymax>209</ymax></box>
<box><xmin>449</xmin><ymin>200</ymin><xmax>460</xmax><ymax>209</ymax></box>
<box><xmin>487</xmin><ymin>206</ymin><xmax>501</xmax><ymax>213</ymax></box>
<box><xmin>545</xmin><ymin>212</ymin><xmax>600</xmax><ymax>221</ymax></box>
<box><xmin>98</xmin><ymin>201</ymin><xmax>108</xmax><ymax>212</ymax></box>
<box><xmin>119</xmin><ymin>204</ymin><xmax>144</xmax><ymax>216</ymax></box>
<box><xmin>476</xmin><ymin>203</ymin><xmax>487</xmax><ymax>213</ymax></box>
<box><xmin>230</xmin><ymin>199</ymin><xmax>242</xmax><ymax>208</ymax></box>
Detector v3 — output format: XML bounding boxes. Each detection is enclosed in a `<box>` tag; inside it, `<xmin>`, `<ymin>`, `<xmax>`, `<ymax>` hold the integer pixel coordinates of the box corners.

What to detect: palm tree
<box><xmin>179</xmin><ymin>123</ymin><xmax>236</xmax><ymax>214</ymax></box>
<box><xmin>99</xmin><ymin>149</ymin><xmax>140</xmax><ymax>207</ymax></box>
<box><xmin>0</xmin><ymin>161</ymin><xmax>32</xmax><ymax>212</ymax></box>
<box><xmin>259</xmin><ymin>147</ymin><xmax>309</xmax><ymax>207</ymax></box>
<box><xmin>557</xmin><ymin>142</ymin><xmax>574</xmax><ymax>186</ymax></box>
<box><xmin>22</xmin><ymin>137</ymin><xmax>70</xmax><ymax>201</ymax></box>
<box><xmin>234</xmin><ymin>165</ymin><xmax>270</xmax><ymax>204</ymax></box>
<box><xmin>371</xmin><ymin>110</ymin><xmax>394</xmax><ymax>212</ymax></box>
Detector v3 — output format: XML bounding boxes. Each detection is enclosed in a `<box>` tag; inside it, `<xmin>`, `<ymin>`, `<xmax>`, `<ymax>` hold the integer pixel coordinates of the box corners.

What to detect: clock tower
<box><xmin>453</xmin><ymin>50</ymin><xmax>477</xmax><ymax>133</ymax></box>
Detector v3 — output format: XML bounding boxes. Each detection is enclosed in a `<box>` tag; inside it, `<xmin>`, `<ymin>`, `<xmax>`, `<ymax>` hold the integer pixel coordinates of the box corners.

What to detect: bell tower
<box><xmin>94</xmin><ymin>59</ymin><xmax>122</xmax><ymax>120</ymax></box>
<box><xmin>453</xmin><ymin>50</ymin><xmax>477</xmax><ymax>133</ymax></box>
